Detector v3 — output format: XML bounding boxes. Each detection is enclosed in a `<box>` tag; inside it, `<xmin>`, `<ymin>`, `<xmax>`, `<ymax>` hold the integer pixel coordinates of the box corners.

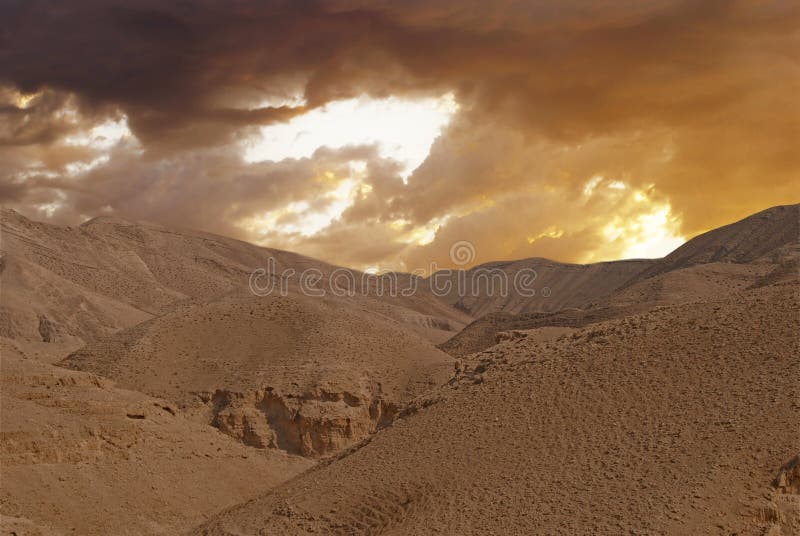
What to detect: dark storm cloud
<box><xmin>3</xmin><ymin>0</ymin><xmax>786</xmax><ymax>146</ymax></box>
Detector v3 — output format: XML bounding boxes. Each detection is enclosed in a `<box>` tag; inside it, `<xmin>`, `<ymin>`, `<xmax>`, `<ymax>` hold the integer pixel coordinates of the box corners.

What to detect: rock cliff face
<box><xmin>200</xmin><ymin>387</ymin><xmax>399</xmax><ymax>457</ymax></box>
<box><xmin>765</xmin><ymin>455</ymin><xmax>800</xmax><ymax>533</ymax></box>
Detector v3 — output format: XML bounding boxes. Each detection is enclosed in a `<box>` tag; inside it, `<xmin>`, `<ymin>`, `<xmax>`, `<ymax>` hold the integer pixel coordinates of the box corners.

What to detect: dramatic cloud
<box><xmin>1</xmin><ymin>0</ymin><xmax>798</xmax><ymax>269</ymax></box>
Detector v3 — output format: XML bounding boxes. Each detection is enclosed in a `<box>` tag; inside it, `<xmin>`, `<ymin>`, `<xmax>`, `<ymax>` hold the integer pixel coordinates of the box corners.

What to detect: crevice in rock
<box><xmin>37</xmin><ymin>315</ymin><xmax>56</xmax><ymax>343</ymax></box>
<box><xmin>202</xmin><ymin>387</ymin><xmax>400</xmax><ymax>457</ymax></box>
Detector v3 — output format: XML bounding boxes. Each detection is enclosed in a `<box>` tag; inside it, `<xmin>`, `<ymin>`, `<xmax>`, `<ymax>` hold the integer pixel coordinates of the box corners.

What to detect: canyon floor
<box><xmin>1</xmin><ymin>205</ymin><xmax>798</xmax><ymax>535</ymax></box>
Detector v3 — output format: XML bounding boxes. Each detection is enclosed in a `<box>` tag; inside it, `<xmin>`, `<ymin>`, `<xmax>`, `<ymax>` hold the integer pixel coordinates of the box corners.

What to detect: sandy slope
<box><xmin>439</xmin><ymin>205</ymin><xmax>800</xmax><ymax>357</ymax></box>
<box><xmin>60</xmin><ymin>293</ymin><xmax>456</xmax><ymax>456</ymax></box>
<box><xmin>0</xmin><ymin>208</ymin><xmax>470</xmax><ymax>349</ymax></box>
<box><xmin>194</xmin><ymin>281</ymin><xmax>800</xmax><ymax>535</ymax></box>
<box><xmin>0</xmin><ymin>338</ymin><xmax>311</xmax><ymax>535</ymax></box>
<box><xmin>433</xmin><ymin>257</ymin><xmax>656</xmax><ymax>317</ymax></box>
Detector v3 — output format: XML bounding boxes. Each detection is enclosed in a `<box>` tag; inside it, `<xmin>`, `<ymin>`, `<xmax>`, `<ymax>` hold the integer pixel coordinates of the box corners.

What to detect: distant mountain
<box><xmin>432</xmin><ymin>204</ymin><xmax>799</xmax><ymax>319</ymax></box>
<box><xmin>4</xmin><ymin>204</ymin><xmax>796</xmax><ymax>362</ymax></box>
<box><xmin>439</xmin><ymin>204</ymin><xmax>799</xmax><ymax>356</ymax></box>
<box><xmin>0</xmin><ymin>208</ymin><xmax>469</xmax><ymax>356</ymax></box>
<box><xmin>625</xmin><ymin>204</ymin><xmax>799</xmax><ymax>284</ymax></box>
<box><xmin>431</xmin><ymin>257</ymin><xmax>656</xmax><ymax>317</ymax></box>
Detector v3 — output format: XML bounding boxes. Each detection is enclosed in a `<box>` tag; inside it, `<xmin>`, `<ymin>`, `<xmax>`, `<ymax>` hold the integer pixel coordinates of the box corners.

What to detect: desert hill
<box><xmin>628</xmin><ymin>204</ymin><xmax>799</xmax><ymax>283</ymax></box>
<box><xmin>439</xmin><ymin>259</ymin><xmax>784</xmax><ymax>357</ymax></box>
<box><xmin>0</xmin><ymin>251</ymin><xmax>152</xmax><ymax>362</ymax></box>
<box><xmin>433</xmin><ymin>257</ymin><xmax>656</xmax><ymax>317</ymax></box>
<box><xmin>0</xmin><ymin>337</ymin><xmax>311</xmax><ymax>535</ymax></box>
<box><xmin>1</xmin><ymin>204</ymin><xmax>797</xmax><ymax>535</ymax></box>
<box><xmin>194</xmin><ymin>280</ymin><xmax>799</xmax><ymax>535</ymax></box>
<box><xmin>0</xmin><ymin>208</ymin><xmax>470</xmax><ymax>352</ymax></box>
<box><xmin>435</xmin><ymin>204</ymin><xmax>798</xmax><ymax>319</ymax></box>
<box><xmin>439</xmin><ymin>204</ymin><xmax>799</xmax><ymax>357</ymax></box>
<box><xmin>0</xmin><ymin>209</ymin><xmax>466</xmax><ymax>534</ymax></box>
<box><xmin>61</xmin><ymin>293</ymin><xmax>456</xmax><ymax>456</ymax></box>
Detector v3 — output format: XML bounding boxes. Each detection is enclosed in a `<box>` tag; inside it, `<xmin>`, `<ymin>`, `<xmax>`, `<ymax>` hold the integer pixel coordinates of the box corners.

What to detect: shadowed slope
<box><xmin>626</xmin><ymin>204</ymin><xmax>799</xmax><ymax>284</ymax></box>
<box><xmin>430</xmin><ymin>258</ymin><xmax>656</xmax><ymax>317</ymax></box>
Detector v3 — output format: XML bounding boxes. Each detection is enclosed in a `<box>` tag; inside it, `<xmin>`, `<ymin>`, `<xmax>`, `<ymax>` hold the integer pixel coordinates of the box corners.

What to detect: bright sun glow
<box><xmin>64</xmin><ymin>116</ymin><xmax>131</xmax><ymax>150</ymax></box>
<box><xmin>526</xmin><ymin>226</ymin><xmax>565</xmax><ymax>244</ymax></box>
<box><xmin>14</xmin><ymin>91</ymin><xmax>41</xmax><ymax>109</ymax></box>
<box><xmin>581</xmin><ymin>176</ymin><xmax>685</xmax><ymax>261</ymax></box>
<box><xmin>604</xmin><ymin>206</ymin><xmax>685</xmax><ymax>259</ymax></box>
<box><xmin>243</xmin><ymin>93</ymin><xmax>458</xmax><ymax>179</ymax></box>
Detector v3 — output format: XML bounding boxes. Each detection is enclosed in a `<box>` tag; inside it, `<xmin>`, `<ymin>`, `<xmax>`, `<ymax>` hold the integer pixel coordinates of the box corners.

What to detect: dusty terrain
<box><xmin>0</xmin><ymin>337</ymin><xmax>311</xmax><ymax>535</ymax></box>
<box><xmin>196</xmin><ymin>282</ymin><xmax>799</xmax><ymax>535</ymax></box>
<box><xmin>441</xmin><ymin>205</ymin><xmax>799</xmax><ymax>357</ymax></box>
<box><xmin>0</xmin><ymin>209</ymin><xmax>469</xmax><ymax>351</ymax></box>
<box><xmin>61</xmin><ymin>294</ymin><xmax>456</xmax><ymax>456</ymax></box>
<box><xmin>1</xmin><ymin>204</ymin><xmax>798</xmax><ymax>535</ymax></box>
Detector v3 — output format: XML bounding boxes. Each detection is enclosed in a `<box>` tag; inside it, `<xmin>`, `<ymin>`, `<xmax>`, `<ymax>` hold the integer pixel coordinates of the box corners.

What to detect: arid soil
<box><xmin>0</xmin><ymin>338</ymin><xmax>311</xmax><ymax>535</ymax></box>
<box><xmin>0</xmin><ymin>209</ymin><xmax>469</xmax><ymax>351</ymax></box>
<box><xmin>195</xmin><ymin>282</ymin><xmax>799</xmax><ymax>535</ymax></box>
<box><xmin>1</xmin><ymin>204</ymin><xmax>798</xmax><ymax>535</ymax></box>
<box><xmin>441</xmin><ymin>205</ymin><xmax>799</xmax><ymax>357</ymax></box>
<box><xmin>61</xmin><ymin>294</ymin><xmax>456</xmax><ymax>456</ymax></box>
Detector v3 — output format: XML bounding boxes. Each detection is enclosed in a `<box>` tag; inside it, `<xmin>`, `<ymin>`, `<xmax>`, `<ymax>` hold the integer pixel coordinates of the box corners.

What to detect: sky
<box><xmin>1</xmin><ymin>0</ymin><xmax>798</xmax><ymax>271</ymax></box>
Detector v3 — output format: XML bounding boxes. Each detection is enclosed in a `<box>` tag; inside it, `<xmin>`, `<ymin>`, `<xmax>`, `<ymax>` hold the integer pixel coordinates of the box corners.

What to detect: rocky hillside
<box><xmin>195</xmin><ymin>281</ymin><xmax>800</xmax><ymax>535</ymax></box>
<box><xmin>61</xmin><ymin>294</ymin><xmax>456</xmax><ymax>457</ymax></box>
<box><xmin>624</xmin><ymin>204</ymin><xmax>799</xmax><ymax>284</ymax></box>
<box><xmin>439</xmin><ymin>204</ymin><xmax>799</xmax><ymax>357</ymax></box>
<box><xmin>0</xmin><ymin>338</ymin><xmax>311</xmax><ymax>535</ymax></box>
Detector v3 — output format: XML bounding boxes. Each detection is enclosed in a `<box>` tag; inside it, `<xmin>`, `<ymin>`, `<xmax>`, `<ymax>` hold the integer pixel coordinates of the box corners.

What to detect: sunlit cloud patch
<box><xmin>243</xmin><ymin>93</ymin><xmax>458</xmax><ymax>179</ymax></box>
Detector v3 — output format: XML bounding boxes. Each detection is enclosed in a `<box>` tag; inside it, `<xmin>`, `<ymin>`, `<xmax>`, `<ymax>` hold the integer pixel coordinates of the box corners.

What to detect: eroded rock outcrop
<box><xmin>200</xmin><ymin>387</ymin><xmax>399</xmax><ymax>457</ymax></box>
<box><xmin>774</xmin><ymin>454</ymin><xmax>800</xmax><ymax>495</ymax></box>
